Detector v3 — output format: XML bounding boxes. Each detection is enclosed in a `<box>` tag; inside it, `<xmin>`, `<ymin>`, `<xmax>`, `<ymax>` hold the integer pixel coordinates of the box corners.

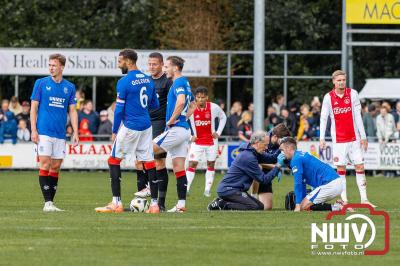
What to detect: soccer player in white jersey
<box><xmin>320</xmin><ymin>70</ymin><xmax>376</xmax><ymax>207</ymax></box>
<box><xmin>95</xmin><ymin>49</ymin><xmax>159</xmax><ymax>213</ymax></box>
<box><xmin>187</xmin><ymin>86</ymin><xmax>226</xmax><ymax>197</ymax></box>
<box><xmin>152</xmin><ymin>56</ymin><xmax>195</xmax><ymax>213</ymax></box>
<box><xmin>30</xmin><ymin>53</ymin><xmax>79</xmax><ymax>212</ymax></box>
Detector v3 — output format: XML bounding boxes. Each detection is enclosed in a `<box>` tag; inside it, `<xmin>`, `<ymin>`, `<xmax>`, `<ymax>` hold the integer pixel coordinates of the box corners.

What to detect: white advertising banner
<box><xmin>297</xmin><ymin>141</ymin><xmax>400</xmax><ymax>170</ymax></box>
<box><xmin>0</xmin><ymin>142</ymin><xmax>228</xmax><ymax>170</ymax></box>
<box><xmin>1</xmin><ymin>142</ymin><xmax>399</xmax><ymax>170</ymax></box>
<box><xmin>0</xmin><ymin>48</ymin><xmax>210</xmax><ymax>77</ymax></box>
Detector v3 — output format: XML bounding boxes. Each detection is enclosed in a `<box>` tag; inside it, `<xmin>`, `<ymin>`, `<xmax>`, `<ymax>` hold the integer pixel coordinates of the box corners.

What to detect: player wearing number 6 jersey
<box><xmin>96</xmin><ymin>49</ymin><xmax>159</xmax><ymax>213</ymax></box>
<box><xmin>187</xmin><ymin>86</ymin><xmax>227</xmax><ymax>197</ymax></box>
<box><xmin>320</xmin><ymin>70</ymin><xmax>376</xmax><ymax>207</ymax></box>
<box><xmin>152</xmin><ymin>56</ymin><xmax>195</xmax><ymax>213</ymax></box>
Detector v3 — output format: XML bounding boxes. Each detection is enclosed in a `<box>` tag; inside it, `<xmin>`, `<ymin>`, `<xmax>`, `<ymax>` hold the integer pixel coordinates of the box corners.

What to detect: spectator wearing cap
<box><xmin>363</xmin><ymin>104</ymin><xmax>378</xmax><ymax>142</ymax></box>
<box><xmin>376</xmin><ymin>103</ymin><xmax>398</xmax><ymax>144</ymax></box>
<box><xmin>16</xmin><ymin>101</ymin><xmax>31</xmax><ymax>131</ymax></box>
<box><xmin>9</xmin><ymin>96</ymin><xmax>23</xmax><ymax>116</ymax></box>
<box><xmin>78</xmin><ymin>100</ymin><xmax>100</xmax><ymax>134</ymax></box>
<box><xmin>97</xmin><ymin>110</ymin><xmax>113</xmax><ymax>140</ymax></box>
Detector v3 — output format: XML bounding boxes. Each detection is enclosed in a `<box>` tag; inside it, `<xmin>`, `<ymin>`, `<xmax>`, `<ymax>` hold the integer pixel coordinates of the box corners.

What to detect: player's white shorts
<box><xmin>35</xmin><ymin>135</ymin><xmax>66</xmax><ymax>159</ymax></box>
<box><xmin>332</xmin><ymin>140</ymin><xmax>364</xmax><ymax>166</ymax></box>
<box><xmin>188</xmin><ymin>142</ymin><xmax>218</xmax><ymax>162</ymax></box>
<box><xmin>153</xmin><ymin>126</ymin><xmax>191</xmax><ymax>159</ymax></box>
<box><xmin>306</xmin><ymin>178</ymin><xmax>345</xmax><ymax>204</ymax></box>
<box><xmin>111</xmin><ymin>125</ymin><xmax>153</xmax><ymax>161</ymax></box>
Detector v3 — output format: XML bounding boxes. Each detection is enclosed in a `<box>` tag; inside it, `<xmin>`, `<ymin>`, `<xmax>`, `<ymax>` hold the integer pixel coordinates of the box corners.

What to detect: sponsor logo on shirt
<box><xmin>195</xmin><ymin>120</ymin><xmax>211</xmax><ymax>126</ymax></box>
<box><xmin>136</xmin><ymin>74</ymin><xmax>145</xmax><ymax>78</ymax></box>
<box><xmin>48</xmin><ymin>97</ymin><xmax>66</xmax><ymax>108</ymax></box>
<box><xmin>333</xmin><ymin>107</ymin><xmax>352</xmax><ymax>115</ymax></box>
<box><xmin>176</xmin><ymin>87</ymin><xmax>184</xmax><ymax>93</ymax></box>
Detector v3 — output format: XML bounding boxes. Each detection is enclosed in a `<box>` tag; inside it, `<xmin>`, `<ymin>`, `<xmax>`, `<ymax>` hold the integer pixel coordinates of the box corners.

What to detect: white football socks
<box><xmin>186</xmin><ymin>167</ymin><xmax>196</xmax><ymax>191</ymax></box>
<box><xmin>112</xmin><ymin>196</ymin><xmax>121</xmax><ymax>205</ymax></box>
<box><xmin>205</xmin><ymin>168</ymin><xmax>215</xmax><ymax>193</ymax></box>
<box><xmin>356</xmin><ymin>171</ymin><xmax>368</xmax><ymax>202</ymax></box>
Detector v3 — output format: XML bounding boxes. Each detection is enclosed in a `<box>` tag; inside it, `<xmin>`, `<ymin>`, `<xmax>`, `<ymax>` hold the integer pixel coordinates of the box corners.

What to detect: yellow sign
<box><xmin>0</xmin><ymin>156</ymin><xmax>13</xmax><ymax>168</ymax></box>
<box><xmin>346</xmin><ymin>0</ymin><xmax>400</xmax><ymax>24</ymax></box>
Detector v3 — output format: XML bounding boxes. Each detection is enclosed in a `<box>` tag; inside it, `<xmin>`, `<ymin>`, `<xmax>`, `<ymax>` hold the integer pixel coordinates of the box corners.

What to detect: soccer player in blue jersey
<box><xmin>95</xmin><ymin>49</ymin><xmax>159</xmax><ymax>213</ymax></box>
<box><xmin>279</xmin><ymin>137</ymin><xmax>345</xmax><ymax>212</ymax></box>
<box><xmin>152</xmin><ymin>56</ymin><xmax>195</xmax><ymax>213</ymax></box>
<box><xmin>30</xmin><ymin>53</ymin><xmax>79</xmax><ymax>212</ymax></box>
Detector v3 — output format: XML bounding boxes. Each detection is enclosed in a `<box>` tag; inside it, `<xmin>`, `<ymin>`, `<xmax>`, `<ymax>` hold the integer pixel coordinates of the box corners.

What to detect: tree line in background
<box><xmin>1</xmin><ymin>0</ymin><xmax>399</xmax><ymax>110</ymax></box>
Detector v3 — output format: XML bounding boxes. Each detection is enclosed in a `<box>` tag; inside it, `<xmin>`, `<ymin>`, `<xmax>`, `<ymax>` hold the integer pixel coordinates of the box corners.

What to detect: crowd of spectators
<box><xmin>0</xmin><ymin>90</ymin><xmax>115</xmax><ymax>144</ymax></box>
<box><xmin>1</xmin><ymin>92</ymin><xmax>399</xmax><ymax>145</ymax></box>
<box><xmin>222</xmin><ymin>94</ymin><xmax>400</xmax><ymax>145</ymax></box>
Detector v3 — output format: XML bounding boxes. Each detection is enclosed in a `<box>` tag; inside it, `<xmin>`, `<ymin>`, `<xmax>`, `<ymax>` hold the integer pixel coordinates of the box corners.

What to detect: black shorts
<box><xmin>152</xmin><ymin>120</ymin><xmax>167</xmax><ymax>159</ymax></box>
<box><xmin>258</xmin><ymin>182</ymin><xmax>273</xmax><ymax>194</ymax></box>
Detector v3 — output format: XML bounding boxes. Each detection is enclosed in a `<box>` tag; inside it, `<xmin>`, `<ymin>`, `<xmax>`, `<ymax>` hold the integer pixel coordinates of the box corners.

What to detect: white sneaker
<box><xmin>43</xmin><ymin>201</ymin><xmax>64</xmax><ymax>212</ymax></box>
<box><xmin>167</xmin><ymin>205</ymin><xmax>187</xmax><ymax>213</ymax></box>
<box><xmin>203</xmin><ymin>190</ymin><xmax>211</xmax><ymax>197</ymax></box>
<box><xmin>134</xmin><ymin>186</ymin><xmax>151</xmax><ymax>198</ymax></box>
<box><xmin>361</xmin><ymin>200</ymin><xmax>377</xmax><ymax>208</ymax></box>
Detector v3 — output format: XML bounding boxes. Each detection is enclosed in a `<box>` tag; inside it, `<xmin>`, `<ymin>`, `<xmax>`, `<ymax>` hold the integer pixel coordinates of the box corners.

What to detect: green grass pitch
<box><xmin>0</xmin><ymin>171</ymin><xmax>398</xmax><ymax>266</ymax></box>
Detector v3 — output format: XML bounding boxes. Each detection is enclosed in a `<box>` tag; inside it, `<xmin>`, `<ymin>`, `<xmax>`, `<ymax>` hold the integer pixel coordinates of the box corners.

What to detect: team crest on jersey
<box><xmin>344</xmin><ymin>98</ymin><xmax>350</xmax><ymax>104</ymax></box>
<box><xmin>64</xmin><ymin>87</ymin><xmax>68</xmax><ymax>94</ymax></box>
<box><xmin>205</xmin><ymin>113</ymin><xmax>211</xmax><ymax>119</ymax></box>
<box><xmin>46</xmin><ymin>86</ymin><xmax>51</xmax><ymax>91</ymax></box>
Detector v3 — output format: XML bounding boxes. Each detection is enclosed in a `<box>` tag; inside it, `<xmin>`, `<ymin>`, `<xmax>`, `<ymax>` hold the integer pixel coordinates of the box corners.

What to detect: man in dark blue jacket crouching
<box><xmin>208</xmin><ymin>131</ymin><xmax>284</xmax><ymax>211</ymax></box>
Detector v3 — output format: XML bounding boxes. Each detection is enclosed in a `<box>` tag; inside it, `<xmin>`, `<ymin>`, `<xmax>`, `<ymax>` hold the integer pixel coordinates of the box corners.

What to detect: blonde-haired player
<box><xmin>320</xmin><ymin>70</ymin><xmax>376</xmax><ymax>207</ymax></box>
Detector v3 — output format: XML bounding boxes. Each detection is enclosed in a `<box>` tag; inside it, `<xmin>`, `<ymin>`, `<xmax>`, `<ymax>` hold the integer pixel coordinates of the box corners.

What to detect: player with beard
<box><xmin>95</xmin><ymin>49</ymin><xmax>159</xmax><ymax>213</ymax></box>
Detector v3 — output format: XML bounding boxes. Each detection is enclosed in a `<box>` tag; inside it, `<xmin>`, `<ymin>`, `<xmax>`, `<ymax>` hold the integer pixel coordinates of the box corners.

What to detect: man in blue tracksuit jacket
<box><xmin>208</xmin><ymin>131</ymin><xmax>285</xmax><ymax>211</ymax></box>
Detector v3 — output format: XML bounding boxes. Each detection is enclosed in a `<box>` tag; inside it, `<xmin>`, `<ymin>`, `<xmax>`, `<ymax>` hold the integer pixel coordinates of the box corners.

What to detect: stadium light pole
<box><xmin>341</xmin><ymin>0</ymin><xmax>347</xmax><ymax>72</ymax></box>
<box><xmin>253</xmin><ymin>0</ymin><xmax>265</xmax><ymax>131</ymax></box>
